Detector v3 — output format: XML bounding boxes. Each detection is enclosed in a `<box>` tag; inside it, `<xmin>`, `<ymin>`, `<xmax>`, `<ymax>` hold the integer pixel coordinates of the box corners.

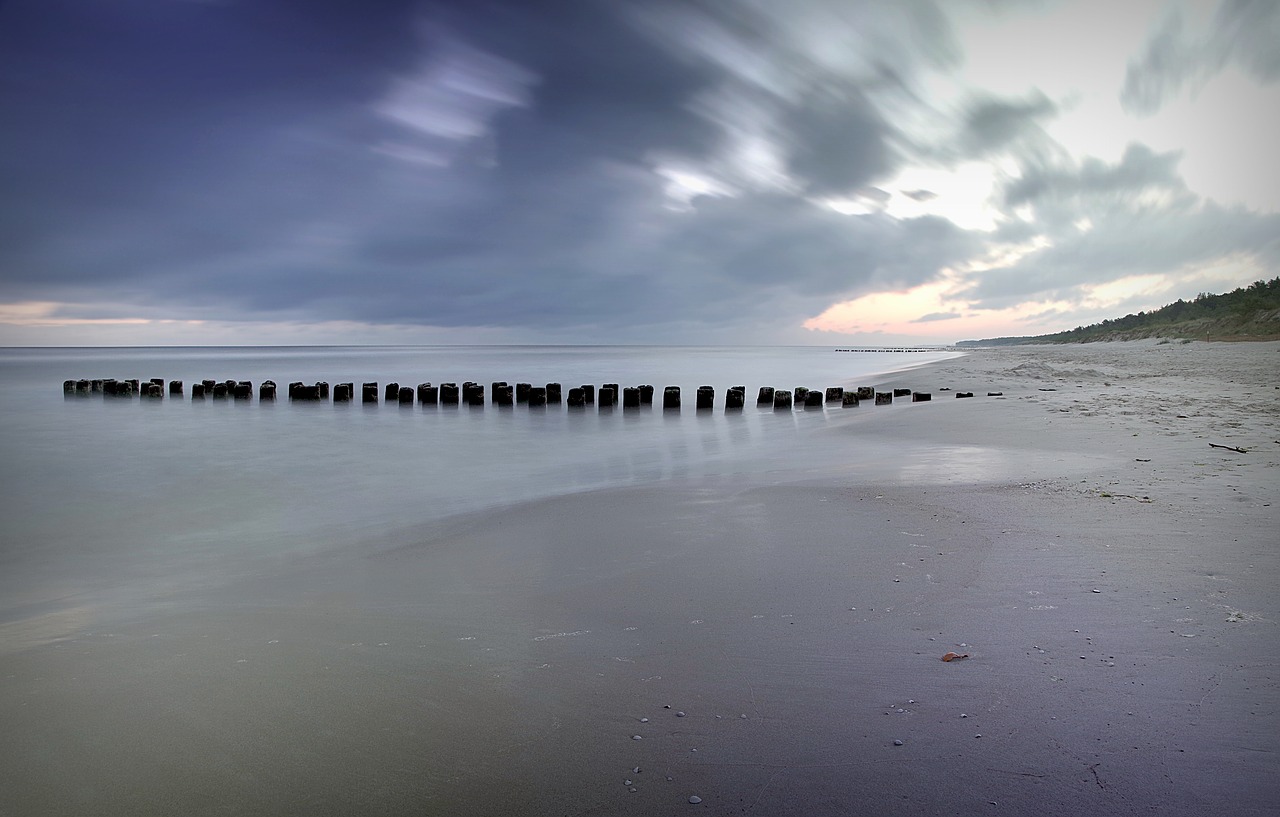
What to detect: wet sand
<box><xmin>2</xmin><ymin>340</ymin><xmax>1277</xmax><ymax>816</ymax></box>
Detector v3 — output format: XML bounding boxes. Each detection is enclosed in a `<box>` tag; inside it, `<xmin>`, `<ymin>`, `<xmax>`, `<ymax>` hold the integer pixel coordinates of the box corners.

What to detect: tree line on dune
<box><xmin>957</xmin><ymin>277</ymin><xmax>1280</xmax><ymax>346</ymax></box>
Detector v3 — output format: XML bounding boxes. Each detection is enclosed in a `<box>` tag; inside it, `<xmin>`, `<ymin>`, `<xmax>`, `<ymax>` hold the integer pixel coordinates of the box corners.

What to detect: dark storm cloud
<box><xmin>1122</xmin><ymin>0</ymin><xmax>1280</xmax><ymax>114</ymax></box>
<box><xmin>0</xmin><ymin>0</ymin><xmax>978</xmax><ymax>338</ymax></box>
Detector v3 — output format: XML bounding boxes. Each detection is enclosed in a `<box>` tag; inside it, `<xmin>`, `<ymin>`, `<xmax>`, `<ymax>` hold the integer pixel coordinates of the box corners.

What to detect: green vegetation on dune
<box><xmin>958</xmin><ymin>278</ymin><xmax>1280</xmax><ymax>346</ymax></box>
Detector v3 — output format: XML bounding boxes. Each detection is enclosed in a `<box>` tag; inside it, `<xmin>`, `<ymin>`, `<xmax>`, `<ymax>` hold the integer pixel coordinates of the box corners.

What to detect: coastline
<box><xmin>2</xmin><ymin>340</ymin><xmax>1277</xmax><ymax>816</ymax></box>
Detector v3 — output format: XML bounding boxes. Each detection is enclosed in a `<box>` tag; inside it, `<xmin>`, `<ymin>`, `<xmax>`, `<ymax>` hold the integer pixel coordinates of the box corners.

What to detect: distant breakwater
<box><xmin>62</xmin><ymin>378</ymin><xmax>1006</xmax><ymax>408</ymax></box>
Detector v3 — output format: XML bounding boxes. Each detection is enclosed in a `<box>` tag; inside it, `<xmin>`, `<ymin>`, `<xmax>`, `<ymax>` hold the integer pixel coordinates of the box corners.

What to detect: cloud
<box><xmin>958</xmin><ymin>90</ymin><xmax>1059</xmax><ymax>156</ymax></box>
<box><xmin>1122</xmin><ymin>0</ymin><xmax>1280</xmax><ymax>115</ymax></box>
<box><xmin>1003</xmin><ymin>143</ymin><xmax>1188</xmax><ymax>209</ymax></box>
<box><xmin>0</xmin><ymin>0</ymin><xmax>1276</xmax><ymax>345</ymax></box>
<box><xmin>912</xmin><ymin>311</ymin><xmax>960</xmax><ymax>322</ymax></box>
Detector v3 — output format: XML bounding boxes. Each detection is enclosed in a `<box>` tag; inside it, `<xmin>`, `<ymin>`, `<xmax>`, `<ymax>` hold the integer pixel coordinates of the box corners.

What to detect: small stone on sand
<box><xmin>894</xmin><ymin>739</ymin><xmax>904</xmax><ymax>746</ymax></box>
<box><xmin>689</xmin><ymin>795</ymin><xmax>702</xmax><ymax>804</ymax></box>
<box><xmin>632</xmin><ymin>735</ymin><xmax>642</xmax><ymax>740</ymax></box>
<box><xmin>676</xmin><ymin>711</ymin><xmax>686</xmax><ymax>717</ymax></box>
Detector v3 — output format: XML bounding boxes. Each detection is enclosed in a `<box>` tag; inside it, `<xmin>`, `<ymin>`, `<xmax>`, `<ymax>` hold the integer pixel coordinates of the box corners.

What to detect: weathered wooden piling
<box><xmin>317</xmin><ymin>382</ymin><xmax>329</xmax><ymax>399</ymax></box>
<box><xmin>418</xmin><ymin>383</ymin><xmax>439</xmax><ymax>405</ymax></box>
<box><xmin>212</xmin><ymin>383</ymin><xmax>229</xmax><ymax>399</ymax></box>
<box><xmin>191</xmin><ymin>383</ymin><xmax>205</xmax><ymax>399</ymax></box>
<box><xmin>696</xmin><ymin>385</ymin><xmax>715</xmax><ymax>410</ymax></box>
<box><xmin>842</xmin><ymin>392</ymin><xmax>859</xmax><ymax>406</ymax></box>
<box><xmin>893</xmin><ymin>388</ymin><xmax>911</xmax><ymax>398</ymax></box>
<box><xmin>639</xmin><ymin>385</ymin><xmax>654</xmax><ymax>405</ymax></box>
<box><xmin>773</xmin><ymin>389</ymin><xmax>792</xmax><ymax>410</ymax></box>
<box><xmin>440</xmin><ymin>383</ymin><xmax>459</xmax><ymax>405</ymax></box>
<box><xmin>384</xmin><ymin>383</ymin><xmax>400</xmax><ymax>402</ymax></box>
<box><xmin>804</xmin><ymin>390</ymin><xmax>824</xmax><ymax>408</ymax></box>
<box><xmin>233</xmin><ymin>382</ymin><xmax>252</xmax><ymax>400</ymax></box>
<box><xmin>202</xmin><ymin>380</ymin><xmax>217</xmax><ymax>394</ymax></box>
<box><xmin>825</xmin><ymin>387</ymin><xmax>843</xmax><ymax>403</ymax></box>
<box><xmin>362</xmin><ymin>383</ymin><xmax>379</xmax><ymax>403</ymax></box>
<box><xmin>874</xmin><ymin>392</ymin><xmax>892</xmax><ymax>405</ymax></box>
<box><xmin>546</xmin><ymin>383</ymin><xmax>562</xmax><ymax>404</ymax></box>
<box><xmin>987</xmin><ymin>392</ymin><xmax>1003</xmax><ymax>396</ymax></box>
<box><xmin>398</xmin><ymin>386</ymin><xmax>414</xmax><ymax>405</ymax></box>
<box><xmin>290</xmin><ymin>383</ymin><xmax>321</xmax><ymax>400</ymax></box>
<box><xmin>516</xmin><ymin>383</ymin><xmax>531</xmax><ymax>403</ymax></box>
<box><xmin>567</xmin><ymin>387</ymin><xmax>586</xmax><ymax>407</ymax></box>
<box><xmin>63</xmin><ymin>380</ymin><xmax>75</xmax><ymax>394</ymax></box>
<box><xmin>794</xmin><ymin>386</ymin><xmax>809</xmax><ymax>403</ymax></box>
<box><xmin>463</xmin><ymin>382</ymin><xmax>483</xmax><ymax>405</ymax></box>
<box><xmin>912</xmin><ymin>392</ymin><xmax>931</xmax><ymax>402</ymax></box>
<box><xmin>598</xmin><ymin>387</ymin><xmax>616</xmax><ymax>409</ymax></box>
<box><xmin>956</xmin><ymin>392</ymin><xmax>974</xmax><ymax>398</ymax></box>
<box><xmin>581</xmin><ymin>384</ymin><xmax>595</xmax><ymax>404</ymax></box>
<box><xmin>623</xmin><ymin>386</ymin><xmax>641</xmax><ymax>408</ymax></box>
<box><xmin>528</xmin><ymin>386</ymin><xmax>547</xmax><ymax>407</ymax></box>
<box><xmin>663</xmin><ymin>386</ymin><xmax>680</xmax><ymax>409</ymax></box>
<box><xmin>856</xmin><ymin>386</ymin><xmax>874</xmax><ymax>401</ymax></box>
<box><xmin>725</xmin><ymin>386</ymin><xmax>745</xmax><ymax>410</ymax></box>
<box><xmin>757</xmin><ymin>386</ymin><xmax>775</xmax><ymax>405</ymax></box>
<box><xmin>334</xmin><ymin>383</ymin><xmax>353</xmax><ymax>402</ymax></box>
<box><xmin>603</xmin><ymin>384</ymin><xmax>620</xmax><ymax>406</ymax></box>
<box><xmin>494</xmin><ymin>385</ymin><xmax>513</xmax><ymax>406</ymax></box>
<box><xmin>169</xmin><ymin>380</ymin><xmax>183</xmax><ymax>396</ymax></box>
<box><xmin>259</xmin><ymin>381</ymin><xmax>275</xmax><ymax>400</ymax></box>
<box><xmin>141</xmin><ymin>382</ymin><xmax>163</xmax><ymax>399</ymax></box>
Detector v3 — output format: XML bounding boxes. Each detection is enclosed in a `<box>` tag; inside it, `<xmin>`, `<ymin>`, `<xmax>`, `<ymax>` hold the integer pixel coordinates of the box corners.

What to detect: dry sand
<box><xmin>2</xmin><ymin>340</ymin><xmax>1277</xmax><ymax>816</ymax></box>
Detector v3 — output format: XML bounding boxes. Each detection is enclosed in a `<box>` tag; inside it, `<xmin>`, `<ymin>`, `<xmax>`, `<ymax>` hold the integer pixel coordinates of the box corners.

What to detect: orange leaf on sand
<box><xmin>941</xmin><ymin>652</ymin><xmax>970</xmax><ymax>662</ymax></box>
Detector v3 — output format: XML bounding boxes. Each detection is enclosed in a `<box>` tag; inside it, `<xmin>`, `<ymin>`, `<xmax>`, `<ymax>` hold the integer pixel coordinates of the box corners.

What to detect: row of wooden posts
<box><xmin>59</xmin><ymin>378</ymin><xmax>998</xmax><ymax>408</ymax></box>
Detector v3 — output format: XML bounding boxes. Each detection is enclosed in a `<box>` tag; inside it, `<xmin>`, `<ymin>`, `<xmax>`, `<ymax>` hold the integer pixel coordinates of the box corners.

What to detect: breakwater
<box><xmin>57</xmin><ymin>378</ymin><xmax>992</xmax><ymax>409</ymax></box>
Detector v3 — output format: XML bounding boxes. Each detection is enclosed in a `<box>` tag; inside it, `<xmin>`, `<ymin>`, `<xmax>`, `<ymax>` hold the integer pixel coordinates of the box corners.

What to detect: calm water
<box><xmin>0</xmin><ymin>345</ymin><xmax>960</xmax><ymax>621</ymax></box>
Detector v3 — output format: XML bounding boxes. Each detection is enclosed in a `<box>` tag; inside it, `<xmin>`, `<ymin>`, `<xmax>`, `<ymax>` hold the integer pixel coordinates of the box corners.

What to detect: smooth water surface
<box><xmin>0</xmin><ymin>345</ymin><xmax>960</xmax><ymax>620</ymax></box>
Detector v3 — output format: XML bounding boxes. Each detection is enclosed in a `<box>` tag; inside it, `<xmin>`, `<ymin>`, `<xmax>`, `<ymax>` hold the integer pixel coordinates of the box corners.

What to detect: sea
<box><xmin>0</xmin><ymin>345</ymin><xmax>961</xmax><ymax>626</ymax></box>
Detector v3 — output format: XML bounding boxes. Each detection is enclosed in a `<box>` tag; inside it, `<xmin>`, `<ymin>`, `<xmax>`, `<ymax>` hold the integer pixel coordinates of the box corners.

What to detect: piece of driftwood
<box><xmin>1209</xmin><ymin>443</ymin><xmax>1248</xmax><ymax>453</ymax></box>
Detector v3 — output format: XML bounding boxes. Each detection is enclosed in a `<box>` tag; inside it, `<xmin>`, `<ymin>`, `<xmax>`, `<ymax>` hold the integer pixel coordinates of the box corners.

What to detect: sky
<box><xmin>0</xmin><ymin>0</ymin><xmax>1276</xmax><ymax>346</ymax></box>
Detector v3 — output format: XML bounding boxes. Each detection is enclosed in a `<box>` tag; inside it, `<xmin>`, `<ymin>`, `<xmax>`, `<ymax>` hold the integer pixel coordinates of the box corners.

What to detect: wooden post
<box><xmin>757</xmin><ymin>386</ymin><xmax>774</xmax><ymax>405</ymax></box>
<box><xmin>725</xmin><ymin>386</ymin><xmax>745</xmax><ymax>410</ymax></box>
<box><xmin>874</xmin><ymin>392</ymin><xmax>892</xmax><ymax>405</ymax></box>
<box><xmin>911</xmin><ymin>392</ymin><xmax>931</xmax><ymax>402</ymax></box>
<box><xmin>696</xmin><ymin>385</ymin><xmax>715</xmax><ymax>410</ymax></box>
<box><xmin>842</xmin><ymin>392</ymin><xmax>859</xmax><ymax>407</ymax></box>
<box><xmin>773</xmin><ymin>390</ymin><xmax>792</xmax><ymax>410</ymax></box>
<box><xmin>663</xmin><ymin>386</ymin><xmax>681</xmax><ymax>410</ymax></box>
<box><xmin>362</xmin><ymin>383</ymin><xmax>379</xmax><ymax>403</ymax></box>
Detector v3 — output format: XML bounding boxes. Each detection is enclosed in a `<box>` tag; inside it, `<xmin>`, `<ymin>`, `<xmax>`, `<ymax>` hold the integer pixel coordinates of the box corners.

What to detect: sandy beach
<box><xmin>2</xmin><ymin>340</ymin><xmax>1277</xmax><ymax>816</ymax></box>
